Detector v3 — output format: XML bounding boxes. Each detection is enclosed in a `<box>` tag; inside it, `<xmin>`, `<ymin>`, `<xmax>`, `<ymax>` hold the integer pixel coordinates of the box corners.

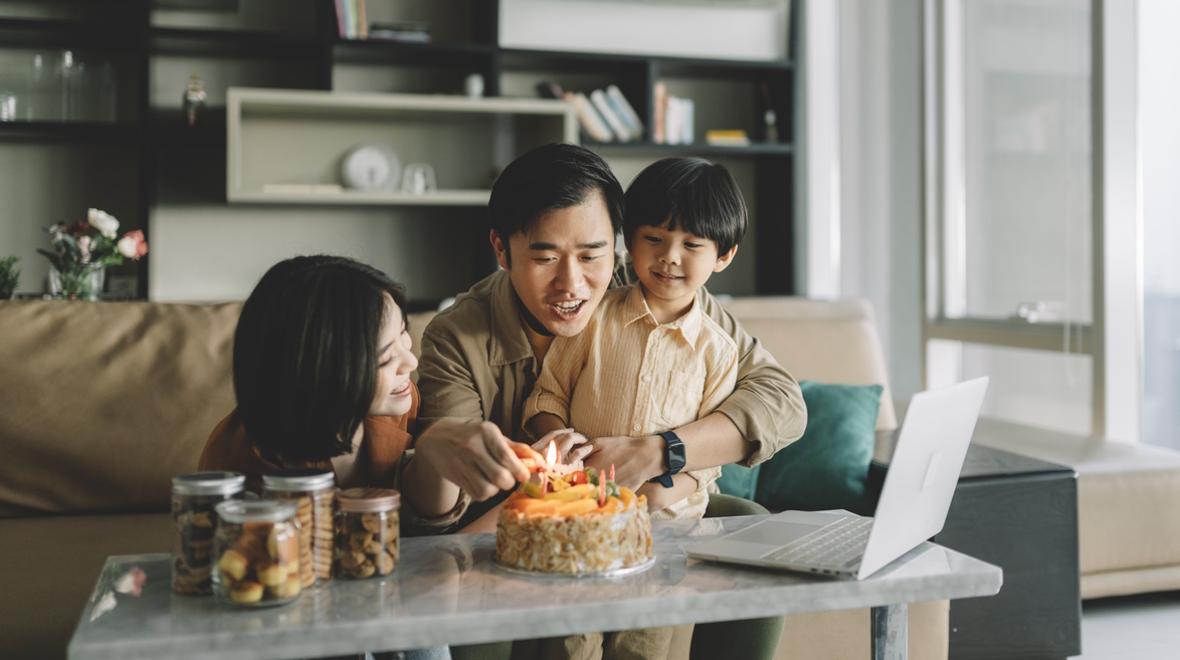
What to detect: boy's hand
<box><xmin>531</xmin><ymin>428</ymin><xmax>593</xmax><ymax>465</ymax></box>
<box><xmin>584</xmin><ymin>434</ymin><xmax>664</xmax><ymax>490</ymax></box>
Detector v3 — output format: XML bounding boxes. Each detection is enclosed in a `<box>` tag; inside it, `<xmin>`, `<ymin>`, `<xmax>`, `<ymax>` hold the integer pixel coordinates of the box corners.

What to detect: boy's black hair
<box><xmin>488</xmin><ymin>143</ymin><xmax>624</xmax><ymax>263</ymax></box>
<box><xmin>623</xmin><ymin>157</ymin><xmax>748</xmax><ymax>254</ymax></box>
<box><xmin>233</xmin><ymin>255</ymin><xmax>407</xmax><ymax>464</ymax></box>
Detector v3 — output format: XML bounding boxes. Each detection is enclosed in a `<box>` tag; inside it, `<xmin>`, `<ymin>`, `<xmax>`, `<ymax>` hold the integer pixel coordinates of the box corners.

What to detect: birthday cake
<box><xmin>495</xmin><ymin>465</ymin><xmax>653</xmax><ymax>575</ymax></box>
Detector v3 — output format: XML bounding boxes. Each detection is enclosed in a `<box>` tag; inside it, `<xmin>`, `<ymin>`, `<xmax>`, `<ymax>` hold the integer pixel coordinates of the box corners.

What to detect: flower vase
<box><xmin>48</xmin><ymin>264</ymin><xmax>104</xmax><ymax>301</ymax></box>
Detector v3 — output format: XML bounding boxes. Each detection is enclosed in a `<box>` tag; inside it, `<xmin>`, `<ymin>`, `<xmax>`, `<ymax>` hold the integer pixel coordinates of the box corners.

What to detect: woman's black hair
<box><xmin>488</xmin><ymin>143</ymin><xmax>624</xmax><ymax>264</ymax></box>
<box><xmin>233</xmin><ymin>255</ymin><xmax>407</xmax><ymax>464</ymax></box>
<box><xmin>623</xmin><ymin>157</ymin><xmax>748</xmax><ymax>254</ymax></box>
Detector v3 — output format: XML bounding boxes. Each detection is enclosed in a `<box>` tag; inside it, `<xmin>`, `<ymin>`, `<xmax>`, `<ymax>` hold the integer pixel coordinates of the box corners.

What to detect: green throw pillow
<box><xmin>753</xmin><ymin>380</ymin><xmax>882</xmax><ymax>512</ymax></box>
<box><xmin>717</xmin><ymin>463</ymin><xmax>761</xmax><ymax>501</ymax></box>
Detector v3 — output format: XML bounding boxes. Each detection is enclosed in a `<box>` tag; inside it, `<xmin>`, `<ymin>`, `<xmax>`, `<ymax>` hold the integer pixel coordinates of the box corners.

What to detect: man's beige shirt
<box><xmin>523</xmin><ymin>285</ymin><xmax>736</xmax><ymax>520</ymax></box>
<box><xmin>417</xmin><ymin>270</ymin><xmax>807</xmax><ymax>469</ymax></box>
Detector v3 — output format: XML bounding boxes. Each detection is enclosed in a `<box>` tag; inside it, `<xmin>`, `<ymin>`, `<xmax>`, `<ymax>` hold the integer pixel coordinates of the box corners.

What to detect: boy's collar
<box><xmin>621</xmin><ymin>285</ymin><xmax>704</xmax><ymax>348</ymax></box>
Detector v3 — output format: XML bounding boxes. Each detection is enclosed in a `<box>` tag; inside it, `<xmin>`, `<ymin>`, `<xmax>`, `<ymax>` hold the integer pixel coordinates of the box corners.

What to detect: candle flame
<box><xmin>545</xmin><ymin>439</ymin><xmax>557</xmax><ymax>466</ymax></box>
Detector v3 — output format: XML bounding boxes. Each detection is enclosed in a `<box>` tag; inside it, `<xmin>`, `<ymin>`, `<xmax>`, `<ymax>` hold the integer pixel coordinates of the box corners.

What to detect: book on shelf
<box><xmin>368</xmin><ymin>21</ymin><xmax>431</xmax><ymax>43</ymax></box>
<box><xmin>356</xmin><ymin>0</ymin><xmax>368</xmax><ymax>40</ymax></box>
<box><xmin>535</xmin><ymin>80</ymin><xmax>565</xmax><ymax>100</ymax></box>
<box><xmin>605</xmin><ymin>85</ymin><xmax>644</xmax><ymax>139</ymax></box>
<box><xmin>662</xmin><ymin>96</ymin><xmax>694</xmax><ymax>145</ymax></box>
<box><xmin>653</xmin><ymin>85</ymin><xmax>694</xmax><ymax>145</ymax></box>
<box><xmin>564</xmin><ymin>91</ymin><xmax>613</xmax><ymax>142</ymax></box>
<box><xmin>653</xmin><ymin>81</ymin><xmax>667</xmax><ymax>144</ymax></box>
<box><xmin>589</xmin><ymin>89</ymin><xmax>631</xmax><ymax>141</ymax></box>
<box><xmin>705</xmin><ymin>129</ymin><xmax>751</xmax><ymax>147</ymax></box>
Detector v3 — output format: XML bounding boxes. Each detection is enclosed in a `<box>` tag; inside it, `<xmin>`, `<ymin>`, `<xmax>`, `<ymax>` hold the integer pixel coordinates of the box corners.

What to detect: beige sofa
<box><xmin>0</xmin><ymin>297</ymin><xmax>946</xmax><ymax>660</ymax></box>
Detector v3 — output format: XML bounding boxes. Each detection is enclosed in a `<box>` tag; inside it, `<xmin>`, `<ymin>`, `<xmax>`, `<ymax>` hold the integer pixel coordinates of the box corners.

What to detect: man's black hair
<box><xmin>488</xmin><ymin>143</ymin><xmax>624</xmax><ymax>263</ymax></box>
<box><xmin>233</xmin><ymin>255</ymin><xmax>407</xmax><ymax>464</ymax></box>
<box><xmin>623</xmin><ymin>157</ymin><xmax>748</xmax><ymax>254</ymax></box>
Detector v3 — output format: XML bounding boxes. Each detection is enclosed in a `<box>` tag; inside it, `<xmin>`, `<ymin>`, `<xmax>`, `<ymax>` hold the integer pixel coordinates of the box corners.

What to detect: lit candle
<box><xmin>609</xmin><ymin>464</ymin><xmax>615</xmax><ymax>484</ymax></box>
<box><xmin>598</xmin><ymin>472</ymin><xmax>606</xmax><ymax>506</ymax></box>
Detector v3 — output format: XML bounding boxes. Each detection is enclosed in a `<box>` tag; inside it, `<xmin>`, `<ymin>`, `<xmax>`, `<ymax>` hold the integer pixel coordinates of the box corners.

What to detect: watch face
<box><xmin>341</xmin><ymin>145</ymin><xmax>398</xmax><ymax>191</ymax></box>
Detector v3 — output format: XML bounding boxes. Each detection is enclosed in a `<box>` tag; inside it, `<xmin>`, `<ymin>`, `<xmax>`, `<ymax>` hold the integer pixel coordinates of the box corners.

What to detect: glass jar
<box><xmin>171</xmin><ymin>471</ymin><xmax>245</xmax><ymax>596</ymax></box>
<box><xmin>334</xmin><ymin>488</ymin><xmax>400</xmax><ymax>579</ymax></box>
<box><xmin>262</xmin><ymin>470</ymin><xmax>336</xmax><ymax>588</ymax></box>
<box><xmin>213</xmin><ymin>500</ymin><xmax>302</xmax><ymax>607</ymax></box>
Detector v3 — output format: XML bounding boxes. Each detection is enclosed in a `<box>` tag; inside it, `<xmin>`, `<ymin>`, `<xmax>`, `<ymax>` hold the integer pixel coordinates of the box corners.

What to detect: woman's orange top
<box><xmin>198</xmin><ymin>383</ymin><xmax>419</xmax><ymax>492</ymax></box>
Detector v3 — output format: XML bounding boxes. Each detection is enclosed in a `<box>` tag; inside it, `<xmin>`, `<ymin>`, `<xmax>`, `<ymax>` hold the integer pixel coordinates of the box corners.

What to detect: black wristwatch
<box><xmin>651</xmin><ymin>430</ymin><xmax>686</xmax><ymax>488</ymax></box>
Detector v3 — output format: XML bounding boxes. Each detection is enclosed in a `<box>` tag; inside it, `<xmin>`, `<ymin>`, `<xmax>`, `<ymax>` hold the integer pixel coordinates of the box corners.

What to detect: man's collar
<box><xmin>487</xmin><ymin>271</ymin><xmax>537</xmax><ymax>367</ymax></box>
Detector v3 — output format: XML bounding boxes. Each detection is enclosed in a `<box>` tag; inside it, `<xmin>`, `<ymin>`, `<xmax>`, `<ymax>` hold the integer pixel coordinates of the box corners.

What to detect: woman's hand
<box><xmin>531</xmin><ymin>427</ymin><xmax>593</xmax><ymax>465</ymax></box>
<box><xmin>414</xmin><ymin>420</ymin><xmax>533</xmax><ymax>501</ymax></box>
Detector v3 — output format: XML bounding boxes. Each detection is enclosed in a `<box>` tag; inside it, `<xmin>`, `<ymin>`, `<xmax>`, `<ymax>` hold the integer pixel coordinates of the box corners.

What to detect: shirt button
<box><xmin>633</xmin><ymin>424</ymin><xmax>641</xmax><ymax>432</ymax></box>
<box><xmin>640</xmin><ymin>374</ymin><xmax>651</xmax><ymax>383</ymax></box>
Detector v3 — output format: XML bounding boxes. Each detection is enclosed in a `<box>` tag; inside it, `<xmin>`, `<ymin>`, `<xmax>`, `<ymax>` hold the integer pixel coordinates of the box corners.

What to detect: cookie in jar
<box><xmin>213</xmin><ymin>500</ymin><xmax>302</xmax><ymax>607</ymax></box>
<box><xmin>334</xmin><ymin>488</ymin><xmax>399</xmax><ymax>579</ymax></box>
<box><xmin>171</xmin><ymin>471</ymin><xmax>246</xmax><ymax>595</ymax></box>
<box><xmin>262</xmin><ymin>470</ymin><xmax>335</xmax><ymax>587</ymax></box>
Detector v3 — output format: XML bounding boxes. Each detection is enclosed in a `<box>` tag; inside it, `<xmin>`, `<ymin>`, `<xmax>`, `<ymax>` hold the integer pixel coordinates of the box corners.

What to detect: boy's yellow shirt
<box><xmin>523</xmin><ymin>284</ymin><xmax>738</xmax><ymax>521</ymax></box>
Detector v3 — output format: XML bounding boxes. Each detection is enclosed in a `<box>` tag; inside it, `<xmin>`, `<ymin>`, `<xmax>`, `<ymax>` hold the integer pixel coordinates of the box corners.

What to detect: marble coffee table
<box><xmin>68</xmin><ymin>515</ymin><xmax>1001</xmax><ymax>660</ymax></box>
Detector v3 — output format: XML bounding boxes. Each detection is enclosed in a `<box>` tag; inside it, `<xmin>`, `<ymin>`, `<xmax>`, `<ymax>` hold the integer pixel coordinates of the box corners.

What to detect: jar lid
<box><xmin>262</xmin><ymin>469</ymin><xmax>335</xmax><ymax>493</ymax></box>
<box><xmin>215</xmin><ymin>499</ymin><xmax>298</xmax><ymax>524</ymax></box>
<box><xmin>172</xmin><ymin>471</ymin><xmax>246</xmax><ymax>497</ymax></box>
<box><xmin>337</xmin><ymin>487</ymin><xmax>400</xmax><ymax>513</ymax></box>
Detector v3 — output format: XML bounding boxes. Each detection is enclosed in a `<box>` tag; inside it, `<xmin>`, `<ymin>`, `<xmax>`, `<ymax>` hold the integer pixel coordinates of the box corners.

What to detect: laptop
<box><xmin>688</xmin><ymin>377</ymin><xmax>989</xmax><ymax>580</ymax></box>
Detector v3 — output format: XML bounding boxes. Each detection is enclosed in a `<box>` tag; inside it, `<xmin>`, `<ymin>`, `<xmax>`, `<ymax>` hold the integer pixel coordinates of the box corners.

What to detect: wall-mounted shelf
<box><xmin>231</xmin><ymin>189</ymin><xmax>490</xmax><ymax>207</ymax></box>
<box><xmin>227</xmin><ymin>88</ymin><xmax>576</xmax><ymax>207</ymax></box>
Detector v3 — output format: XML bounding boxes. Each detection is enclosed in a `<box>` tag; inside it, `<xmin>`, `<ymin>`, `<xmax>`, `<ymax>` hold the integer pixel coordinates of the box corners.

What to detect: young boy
<box><xmin>522</xmin><ymin>157</ymin><xmax>746</xmax><ymax>659</ymax></box>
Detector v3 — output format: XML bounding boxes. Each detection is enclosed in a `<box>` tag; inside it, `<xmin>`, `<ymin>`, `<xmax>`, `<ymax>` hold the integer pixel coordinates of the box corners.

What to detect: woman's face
<box><xmin>370</xmin><ymin>295</ymin><xmax>417</xmax><ymax>417</ymax></box>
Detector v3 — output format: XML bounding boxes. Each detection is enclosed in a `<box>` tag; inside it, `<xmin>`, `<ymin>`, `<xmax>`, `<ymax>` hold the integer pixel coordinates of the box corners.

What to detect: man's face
<box><xmin>492</xmin><ymin>191</ymin><xmax>615</xmax><ymax>337</ymax></box>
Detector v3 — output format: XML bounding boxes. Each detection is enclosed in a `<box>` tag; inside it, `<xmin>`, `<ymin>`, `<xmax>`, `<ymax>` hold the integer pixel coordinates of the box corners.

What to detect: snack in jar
<box><xmin>171</xmin><ymin>471</ymin><xmax>246</xmax><ymax>595</ymax></box>
<box><xmin>262</xmin><ymin>470</ymin><xmax>335</xmax><ymax>587</ymax></box>
<box><xmin>334</xmin><ymin>488</ymin><xmax>399</xmax><ymax>579</ymax></box>
<box><xmin>213</xmin><ymin>499</ymin><xmax>302</xmax><ymax>607</ymax></box>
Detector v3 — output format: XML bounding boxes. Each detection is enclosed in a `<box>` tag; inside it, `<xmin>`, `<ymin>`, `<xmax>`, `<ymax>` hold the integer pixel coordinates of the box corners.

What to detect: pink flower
<box><xmin>77</xmin><ymin>235</ymin><xmax>92</xmax><ymax>264</ymax></box>
<box><xmin>113</xmin><ymin>566</ymin><xmax>146</xmax><ymax>597</ymax></box>
<box><xmin>116</xmin><ymin>230</ymin><xmax>148</xmax><ymax>260</ymax></box>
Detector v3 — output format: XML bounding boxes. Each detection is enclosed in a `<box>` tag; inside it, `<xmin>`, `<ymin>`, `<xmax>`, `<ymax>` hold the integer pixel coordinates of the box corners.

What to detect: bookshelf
<box><xmin>0</xmin><ymin>0</ymin><xmax>797</xmax><ymax>304</ymax></box>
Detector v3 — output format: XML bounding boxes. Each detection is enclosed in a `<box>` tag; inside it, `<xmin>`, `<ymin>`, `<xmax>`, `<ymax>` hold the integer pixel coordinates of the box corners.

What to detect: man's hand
<box><xmin>415</xmin><ymin>420</ymin><xmax>532</xmax><ymax>501</ymax></box>
<box><xmin>531</xmin><ymin>428</ymin><xmax>593</xmax><ymax>465</ymax></box>
<box><xmin>584</xmin><ymin>434</ymin><xmax>664</xmax><ymax>490</ymax></box>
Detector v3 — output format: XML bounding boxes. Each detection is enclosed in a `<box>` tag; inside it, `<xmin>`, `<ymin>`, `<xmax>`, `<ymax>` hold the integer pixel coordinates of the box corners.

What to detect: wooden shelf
<box><xmin>585</xmin><ymin>141</ymin><xmax>793</xmax><ymax>158</ymax></box>
<box><xmin>227</xmin><ymin>88</ymin><xmax>577</xmax><ymax>207</ymax></box>
<box><xmin>499</xmin><ymin>47</ymin><xmax>793</xmax><ymax>72</ymax></box>
<box><xmin>0</xmin><ymin>18</ymin><xmax>141</xmax><ymax>50</ymax></box>
<box><xmin>150</xmin><ymin>27</ymin><xmax>322</xmax><ymax>58</ymax></box>
<box><xmin>0</xmin><ymin>120</ymin><xmax>138</xmax><ymax>144</ymax></box>
<box><xmin>231</xmin><ymin>189</ymin><xmax>491</xmax><ymax>207</ymax></box>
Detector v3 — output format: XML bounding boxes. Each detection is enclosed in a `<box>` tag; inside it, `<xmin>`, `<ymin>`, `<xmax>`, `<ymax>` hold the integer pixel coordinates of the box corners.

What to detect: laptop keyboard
<box><xmin>761</xmin><ymin>516</ymin><xmax>872</xmax><ymax>570</ymax></box>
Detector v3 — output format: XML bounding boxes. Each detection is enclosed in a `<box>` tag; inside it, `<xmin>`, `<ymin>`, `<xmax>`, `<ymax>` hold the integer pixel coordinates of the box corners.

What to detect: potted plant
<box><xmin>38</xmin><ymin>208</ymin><xmax>148</xmax><ymax>300</ymax></box>
<box><xmin>0</xmin><ymin>255</ymin><xmax>19</xmax><ymax>299</ymax></box>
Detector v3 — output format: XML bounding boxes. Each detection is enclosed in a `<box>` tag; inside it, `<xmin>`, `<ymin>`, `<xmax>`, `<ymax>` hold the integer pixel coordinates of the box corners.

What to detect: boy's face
<box><xmin>491</xmin><ymin>190</ymin><xmax>615</xmax><ymax>337</ymax></box>
<box><xmin>629</xmin><ymin>220</ymin><xmax>737</xmax><ymax>317</ymax></box>
<box><xmin>371</xmin><ymin>296</ymin><xmax>418</xmax><ymax>417</ymax></box>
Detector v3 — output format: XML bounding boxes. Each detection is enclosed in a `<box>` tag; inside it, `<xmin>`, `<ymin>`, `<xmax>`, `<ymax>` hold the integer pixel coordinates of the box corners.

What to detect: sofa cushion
<box><xmin>0</xmin><ymin>301</ymin><xmax>241</xmax><ymax>517</ymax></box>
<box><xmin>716</xmin><ymin>462</ymin><xmax>762</xmax><ymax>501</ymax></box>
<box><xmin>754</xmin><ymin>381</ymin><xmax>882</xmax><ymax>512</ymax></box>
<box><xmin>719</xmin><ymin>297</ymin><xmax>897</xmax><ymax>431</ymax></box>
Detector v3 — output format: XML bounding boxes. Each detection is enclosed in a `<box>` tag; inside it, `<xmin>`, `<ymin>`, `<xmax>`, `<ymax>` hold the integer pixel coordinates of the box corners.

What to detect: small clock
<box><xmin>340</xmin><ymin>144</ymin><xmax>399</xmax><ymax>191</ymax></box>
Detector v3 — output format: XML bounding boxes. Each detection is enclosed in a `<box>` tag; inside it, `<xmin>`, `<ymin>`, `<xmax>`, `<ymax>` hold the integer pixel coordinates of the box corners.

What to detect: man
<box><xmin>411</xmin><ymin>142</ymin><xmax>806</xmax><ymax>526</ymax></box>
<box><xmin>411</xmin><ymin>143</ymin><xmax>807</xmax><ymax>659</ymax></box>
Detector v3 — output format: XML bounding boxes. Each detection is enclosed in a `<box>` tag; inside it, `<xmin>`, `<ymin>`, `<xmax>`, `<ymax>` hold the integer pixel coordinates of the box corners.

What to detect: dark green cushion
<box><xmin>716</xmin><ymin>463</ymin><xmax>761</xmax><ymax>501</ymax></box>
<box><xmin>753</xmin><ymin>381</ymin><xmax>882</xmax><ymax>512</ymax></box>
